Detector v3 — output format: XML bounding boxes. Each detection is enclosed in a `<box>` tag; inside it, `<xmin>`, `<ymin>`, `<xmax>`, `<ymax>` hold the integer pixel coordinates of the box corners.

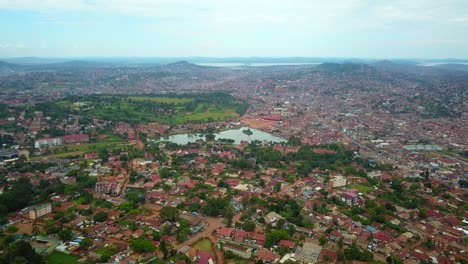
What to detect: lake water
<box><xmin>158</xmin><ymin>127</ymin><xmax>286</xmax><ymax>145</ymax></box>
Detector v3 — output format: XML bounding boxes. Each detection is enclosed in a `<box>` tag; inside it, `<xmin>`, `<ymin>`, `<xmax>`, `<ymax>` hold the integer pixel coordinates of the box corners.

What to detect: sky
<box><xmin>0</xmin><ymin>0</ymin><xmax>468</xmax><ymax>59</ymax></box>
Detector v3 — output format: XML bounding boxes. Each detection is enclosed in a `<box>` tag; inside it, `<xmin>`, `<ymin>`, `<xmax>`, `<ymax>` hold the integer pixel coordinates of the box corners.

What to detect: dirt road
<box><xmin>175</xmin><ymin>213</ymin><xmax>242</xmax><ymax>263</ymax></box>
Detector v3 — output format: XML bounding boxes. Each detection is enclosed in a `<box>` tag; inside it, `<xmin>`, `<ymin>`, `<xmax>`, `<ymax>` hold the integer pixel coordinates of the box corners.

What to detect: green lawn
<box><xmin>349</xmin><ymin>184</ymin><xmax>372</xmax><ymax>193</ymax></box>
<box><xmin>46</xmin><ymin>93</ymin><xmax>248</xmax><ymax>125</ymax></box>
<box><xmin>46</xmin><ymin>252</ymin><xmax>79</xmax><ymax>264</ymax></box>
<box><xmin>190</xmin><ymin>238</ymin><xmax>215</xmax><ymax>255</ymax></box>
<box><xmin>53</xmin><ymin>141</ymin><xmax>128</xmax><ymax>153</ymax></box>
<box><xmin>31</xmin><ymin>141</ymin><xmax>130</xmax><ymax>161</ymax></box>
<box><xmin>96</xmin><ymin>244</ymin><xmax>119</xmax><ymax>259</ymax></box>
<box><xmin>31</xmin><ymin>151</ymin><xmax>84</xmax><ymax>161</ymax></box>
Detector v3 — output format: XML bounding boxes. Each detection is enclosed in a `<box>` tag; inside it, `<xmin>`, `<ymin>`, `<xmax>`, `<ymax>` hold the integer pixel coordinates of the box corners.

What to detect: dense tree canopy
<box><xmin>0</xmin><ymin>240</ymin><xmax>44</xmax><ymax>264</ymax></box>
<box><xmin>159</xmin><ymin>206</ymin><xmax>179</xmax><ymax>222</ymax></box>
<box><xmin>130</xmin><ymin>239</ymin><xmax>156</xmax><ymax>253</ymax></box>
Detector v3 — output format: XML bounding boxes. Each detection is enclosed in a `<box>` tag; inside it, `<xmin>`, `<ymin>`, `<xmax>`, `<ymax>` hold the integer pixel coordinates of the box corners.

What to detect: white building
<box><xmin>329</xmin><ymin>175</ymin><xmax>347</xmax><ymax>188</ymax></box>
<box><xmin>29</xmin><ymin>203</ymin><xmax>52</xmax><ymax>219</ymax></box>
<box><xmin>34</xmin><ymin>137</ymin><xmax>62</xmax><ymax>148</ymax></box>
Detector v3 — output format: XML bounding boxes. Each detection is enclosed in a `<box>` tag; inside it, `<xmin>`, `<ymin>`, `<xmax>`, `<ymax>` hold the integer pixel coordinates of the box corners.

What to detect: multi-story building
<box><xmin>34</xmin><ymin>134</ymin><xmax>89</xmax><ymax>149</ymax></box>
<box><xmin>62</xmin><ymin>134</ymin><xmax>89</xmax><ymax>144</ymax></box>
<box><xmin>29</xmin><ymin>203</ymin><xmax>52</xmax><ymax>219</ymax></box>
<box><xmin>223</xmin><ymin>242</ymin><xmax>252</xmax><ymax>259</ymax></box>
<box><xmin>329</xmin><ymin>175</ymin><xmax>347</xmax><ymax>188</ymax></box>
<box><xmin>95</xmin><ymin>181</ymin><xmax>120</xmax><ymax>195</ymax></box>
<box><xmin>34</xmin><ymin>137</ymin><xmax>62</xmax><ymax>148</ymax></box>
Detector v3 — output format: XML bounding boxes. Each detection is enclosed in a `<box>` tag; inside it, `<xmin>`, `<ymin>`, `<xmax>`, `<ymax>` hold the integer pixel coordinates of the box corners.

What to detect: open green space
<box><xmin>46</xmin><ymin>252</ymin><xmax>79</xmax><ymax>264</ymax></box>
<box><xmin>190</xmin><ymin>238</ymin><xmax>215</xmax><ymax>256</ymax></box>
<box><xmin>31</xmin><ymin>135</ymin><xmax>130</xmax><ymax>160</ymax></box>
<box><xmin>31</xmin><ymin>151</ymin><xmax>84</xmax><ymax>161</ymax></box>
<box><xmin>96</xmin><ymin>244</ymin><xmax>119</xmax><ymax>260</ymax></box>
<box><xmin>28</xmin><ymin>93</ymin><xmax>248</xmax><ymax>125</ymax></box>
<box><xmin>349</xmin><ymin>184</ymin><xmax>372</xmax><ymax>193</ymax></box>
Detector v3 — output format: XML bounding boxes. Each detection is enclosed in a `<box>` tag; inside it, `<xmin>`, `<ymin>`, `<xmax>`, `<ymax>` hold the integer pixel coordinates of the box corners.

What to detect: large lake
<box><xmin>158</xmin><ymin>127</ymin><xmax>286</xmax><ymax>145</ymax></box>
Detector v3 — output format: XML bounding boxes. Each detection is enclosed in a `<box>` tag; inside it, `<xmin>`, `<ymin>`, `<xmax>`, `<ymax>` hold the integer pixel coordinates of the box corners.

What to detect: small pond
<box><xmin>158</xmin><ymin>127</ymin><xmax>286</xmax><ymax>145</ymax></box>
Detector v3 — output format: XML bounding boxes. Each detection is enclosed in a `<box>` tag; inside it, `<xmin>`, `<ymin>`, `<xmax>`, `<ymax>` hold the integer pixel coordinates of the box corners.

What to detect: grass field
<box><xmin>31</xmin><ymin>151</ymin><xmax>84</xmax><ymax>161</ymax></box>
<box><xmin>190</xmin><ymin>238</ymin><xmax>215</xmax><ymax>255</ymax></box>
<box><xmin>46</xmin><ymin>252</ymin><xmax>79</xmax><ymax>264</ymax></box>
<box><xmin>43</xmin><ymin>93</ymin><xmax>248</xmax><ymax>125</ymax></box>
<box><xmin>96</xmin><ymin>244</ymin><xmax>119</xmax><ymax>260</ymax></box>
<box><xmin>31</xmin><ymin>135</ymin><xmax>130</xmax><ymax>160</ymax></box>
<box><xmin>349</xmin><ymin>184</ymin><xmax>372</xmax><ymax>193</ymax></box>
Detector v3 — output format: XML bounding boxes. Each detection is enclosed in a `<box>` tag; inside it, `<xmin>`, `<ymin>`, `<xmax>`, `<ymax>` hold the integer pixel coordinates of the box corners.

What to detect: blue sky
<box><xmin>1</xmin><ymin>0</ymin><xmax>468</xmax><ymax>58</ymax></box>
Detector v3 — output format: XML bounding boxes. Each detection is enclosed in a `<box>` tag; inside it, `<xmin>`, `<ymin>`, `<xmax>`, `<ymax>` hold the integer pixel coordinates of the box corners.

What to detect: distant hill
<box><xmin>0</xmin><ymin>61</ymin><xmax>26</xmax><ymax>76</ymax></box>
<box><xmin>1</xmin><ymin>57</ymin><xmax>71</xmax><ymax>65</ymax></box>
<box><xmin>0</xmin><ymin>60</ymin><xmax>119</xmax><ymax>75</ymax></box>
<box><xmin>163</xmin><ymin>60</ymin><xmax>221</xmax><ymax>72</ymax></box>
<box><xmin>316</xmin><ymin>62</ymin><xmax>372</xmax><ymax>73</ymax></box>
<box><xmin>372</xmin><ymin>60</ymin><xmax>442</xmax><ymax>75</ymax></box>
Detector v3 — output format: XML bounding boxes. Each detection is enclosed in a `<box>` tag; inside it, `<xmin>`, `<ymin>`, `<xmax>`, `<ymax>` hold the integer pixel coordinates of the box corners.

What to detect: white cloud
<box><xmin>0</xmin><ymin>42</ymin><xmax>26</xmax><ymax>48</ymax></box>
<box><xmin>15</xmin><ymin>42</ymin><xmax>25</xmax><ymax>48</ymax></box>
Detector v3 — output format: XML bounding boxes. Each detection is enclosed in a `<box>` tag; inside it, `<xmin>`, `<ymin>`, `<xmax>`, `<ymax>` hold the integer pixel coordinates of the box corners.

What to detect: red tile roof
<box><xmin>278</xmin><ymin>239</ymin><xmax>295</xmax><ymax>248</ymax></box>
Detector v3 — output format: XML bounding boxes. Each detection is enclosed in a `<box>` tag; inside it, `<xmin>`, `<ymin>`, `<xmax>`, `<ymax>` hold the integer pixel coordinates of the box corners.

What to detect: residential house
<box><xmin>223</xmin><ymin>242</ymin><xmax>252</xmax><ymax>259</ymax></box>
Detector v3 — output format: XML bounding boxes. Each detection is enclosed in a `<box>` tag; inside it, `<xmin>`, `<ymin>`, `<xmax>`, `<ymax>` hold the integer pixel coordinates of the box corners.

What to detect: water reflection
<box><xmin>159</xmin><ymin>127</ymin><xmax>285</xmax><ymax>145</ymax></box>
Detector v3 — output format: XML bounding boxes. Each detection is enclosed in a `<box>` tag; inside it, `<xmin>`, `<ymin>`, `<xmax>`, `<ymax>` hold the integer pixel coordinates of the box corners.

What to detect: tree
<box><xmin>319</xmin><ymin>236</ymin><xmax>328</xmax><ymax>246</ymax></box>
<box><xmin>274</xmin><ymin>182</ymin><xmax>282</xmax><ymax>192</ymax></box>
<box><xmin>159</xmin><ymin>206</ymin><xmax>179</xmax><ymax>222</ymax></box>
<box><xmin>6</xmin><ymin>225</ymin><xmax>18</xmax><ymax>234</ymax></box>
<box><xmin>259</xmin><ymin>179</ymin><xmax>266</xmax><ymax>187</ymax></box>
<box><xmin>58</xmin><ymin>228</ymin><xmax>73</xmax><ymax>241</ymax></box>
<box><xmin>390</xmin><ymin>178</ymin><xmax>403</xmax><ymax>193</ymax></box>
<box><xmin>125</xmin><ymin>189</ymin><xmax>146</xmax><ymax>204</ymax></box>
<box><xmin>225</xmin><ymin>205</ymin><xmax>234</xmax><ymax>227</ymax></box>
<box><xmin>31</xmin><ymin>221</ymin><xmax>40</xmax><ymax>236</ymax></box>
<box><xmin>419</xmin><ymin>209</ymin><xmax>427</xmax><ymax>219</ymax></box>
<box><xmin>387</xmin><ymin>256</ymin><xmax>404</xmax><ymax>264</ymax></box>
<box><xmin>343</xmin><ymin>244</ymin><xmax>373</xmax><ymax>262</ymax></box>
<box><xmin>337</xmin><ymin>237</ymin><xmax>344</xmax><ymax>250</ymax></box>
<box><xmin>288</xmin><ymin>224</ymin><xmax>296</xmax><ymax>236</ymax></box>
<box><xmin>0</xmin><ymin>177</ymin><xmax>34</xmax><ymax>213</ymax></box>
<box><xmin>119</xmin><ymin>201</ymin><xmax>135</xmax><ymax>212</ymax></box>
<box><xmin>99</xmin><ymin>149</ymin><xmax>109</xmax><ymax>163</ymax></box>
<box><xmin>93</xmin><ymin>211</ymin><xmax>108</xmax><ymax>222</ymax></box>
<box><xmin>265</xmin><ymin>230</ymin><xmax>288</xmax><ymax>248</ymax></box>
<box><xmin>242</xmin><ymin>221</ymin><xmax>256</xmax><ymax>232</ymax></box>
<box><xmin>79</xmin><ymin>237</ymin><xmax>93</xmax><ymax>250</ymax></box>
<box><xmin>423</xmin><ymin>238</ymin><xmax>434</xmax><ymax>249</ymax></box>
<box><xmin>276</xmin><ymin>219</ymin><xmax>286</xmax><ymax>229</ymax></box>
<box><xmin>287</xmin><ymin>136</ymin><xmax>301</xmax><ymax>146</ymax></box>
<box><xmin>160</xmin><ymin>240</ymin><xmax>169</xmax><ymax>259</ymax></box>
<box><xmin>0</xmin><ymin>240</ymin><xmax>44</xmax><ymax>264</ymax></box>
<box><xmin>130</xmin><ymin>239</ymin><xmax>156</xmax><ymax>253</ymax></box>
<box><xmin>202</xmin><ymin>197</ymin><xmax>230</xmax><ymax>217</ymax></box>
<box><xmin>176</xmin><ymin>233</ymin><xmax>188</xmax><ymax>242</ymax></box>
